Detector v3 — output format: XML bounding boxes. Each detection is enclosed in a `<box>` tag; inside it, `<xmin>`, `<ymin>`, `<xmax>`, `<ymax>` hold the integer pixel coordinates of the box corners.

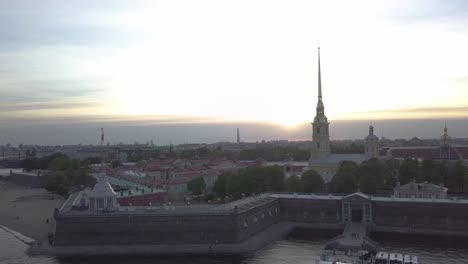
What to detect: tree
<box><xmin>264</xmin><ymin>166</ymin><xmax>285</xmax><ymax>191</ymax></box>
<box><xmin>452</xmin><ymin>161</ymin><xmax>468</xmax><ymax>193</ymax></box>
<box><xmin>384</xmin><ymin>159</ymin><xmax>400</xmax><ymax>187</ymax></box>
<box><xmin>420</xmin><ymin>159</ymin><xmax>435</xmax><ymax>182</ymax></box>
<box><xmin>358</xmin><ymin>158</ymin><xmax>387</xmax><ymax>194</ymax></box>
<box><xmin>286</xmin><ymin>175</ymin><xmax>303</xmax><ymax>192</ymax></box>
<box><xmin>399</xmin><ymin>158</ymin><xmax>420</xmax><ymax>184</ymax></box>
<box><xmin>301</xmin><ymin>169</ymin><xmax>324</xmax><ymax>193</ymax></box>
<box><xmin>213</xmin><ymin>173</ymin><xmax>229</xmax><ymax>198</ymax></box>
<box><xmin>433</xmin><ymin>161</ymin><xmax>449</xmax><ymax>186</ymax></box>
<box><xmin>187</xmin><ymin>177</ymin><xmax>206</xmax><ymax>196</ymax></box>
<box><xmin>332</xmin><ymin>161</ymin><xmax>359</xmax><ymax>193</ymax></box>
<box><xmin>42</xmin><ymin>155</ymin><xmax>95</xmax><ymax>197</ymax></box>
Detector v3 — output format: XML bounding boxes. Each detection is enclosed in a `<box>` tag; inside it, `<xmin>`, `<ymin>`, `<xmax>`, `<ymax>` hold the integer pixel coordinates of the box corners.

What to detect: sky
<box><xmin>0</xmin><ymin>0</ymin><xmax>468</xmax><ymax>145</ymax></box>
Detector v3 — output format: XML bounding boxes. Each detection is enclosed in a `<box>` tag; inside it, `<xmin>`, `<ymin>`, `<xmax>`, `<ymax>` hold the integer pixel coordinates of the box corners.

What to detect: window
<box><xmin>96</xmin><ymin>198</ymin><xmax>104</xmax><ymax>209</ymax></box>
<box><xmin>317</xmin><ymin>127</ymin><xmax>320</xmax><ymax>134</ymax></box>
<box><xmin>89</xmin><ymin>198</ymin><xmax>95</xmax><ymax>209</ymax></box>
<box><xmin>106</xmin><ymin>197</ymin><xmax>113</xmax><ymax>208</ymax></box>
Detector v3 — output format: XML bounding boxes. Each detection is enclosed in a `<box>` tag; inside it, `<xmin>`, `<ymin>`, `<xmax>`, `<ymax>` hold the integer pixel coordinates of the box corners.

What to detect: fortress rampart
<box><xmin>51</xmin><ymin>192</ymin><xmax>468</xmax><ymax>253</ymax></box>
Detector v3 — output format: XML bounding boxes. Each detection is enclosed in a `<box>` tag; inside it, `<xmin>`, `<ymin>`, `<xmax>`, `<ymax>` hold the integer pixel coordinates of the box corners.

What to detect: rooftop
<box><xmin>309</xmin><ymin>154</ymin><xmax>368</xmax><ymax>164</ymax></box>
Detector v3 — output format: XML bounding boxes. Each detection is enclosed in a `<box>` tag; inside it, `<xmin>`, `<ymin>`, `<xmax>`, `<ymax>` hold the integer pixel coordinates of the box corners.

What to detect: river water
<box><xmin>1</xmin><ymin>228</ymin><xmax>468</xmax><ymax>264</ymax></box>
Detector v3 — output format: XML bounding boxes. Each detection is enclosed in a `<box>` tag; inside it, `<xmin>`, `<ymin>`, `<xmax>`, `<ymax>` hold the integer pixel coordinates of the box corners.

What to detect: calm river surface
<box><xmin>2</xmin><ymin>228</ymin><xmax>468</xmax><ymax>264</ymax></box>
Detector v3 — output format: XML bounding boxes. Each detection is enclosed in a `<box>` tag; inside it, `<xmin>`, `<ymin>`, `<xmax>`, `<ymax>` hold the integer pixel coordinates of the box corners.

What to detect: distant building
<box><xmin>381</xmin><ymin>126</ymin><xmax>468</xmax><ymax>161</ymax></box>
<box><xmin>394</xmin><ymin>181</ymin><xmax>448</xmax><ymax>199</ymax></box>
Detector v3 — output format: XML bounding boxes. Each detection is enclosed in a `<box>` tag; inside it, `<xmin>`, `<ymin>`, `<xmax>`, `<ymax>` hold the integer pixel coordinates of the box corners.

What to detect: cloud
<box><xmin>340</xmin><ymin>106</ymin><xmax>468</xmax><ymax>120</ymax></box>
<box><xmin>387</xmin><ymin>0</ymin><xmax>468</xmax><ymax>22</ymax></box>
<box><xmin>0</xmin><ymin>102</ymin><xmax>92</xmax><ymax>112</ymax></box>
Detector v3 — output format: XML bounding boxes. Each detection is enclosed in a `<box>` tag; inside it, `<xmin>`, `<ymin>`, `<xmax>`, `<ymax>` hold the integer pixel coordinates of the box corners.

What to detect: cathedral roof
<box><xmin>309</xmin><ymin>154</ymin><xmax>367</xmax><ymax>164</ymax></box>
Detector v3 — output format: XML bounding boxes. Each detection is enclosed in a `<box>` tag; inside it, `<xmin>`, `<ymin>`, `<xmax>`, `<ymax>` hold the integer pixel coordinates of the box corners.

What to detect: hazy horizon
<box><xmin>1</xmin><ymin>118</ymin><xmax>467</xmax><ymax>146</ymax></box>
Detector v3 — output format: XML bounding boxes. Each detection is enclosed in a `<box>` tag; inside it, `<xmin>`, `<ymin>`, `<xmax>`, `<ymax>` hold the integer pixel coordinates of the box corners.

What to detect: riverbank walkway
<box><xmin>326</xmin><ymin>223</ymin><xmax>378</xmax><ymax>253</ymax></box>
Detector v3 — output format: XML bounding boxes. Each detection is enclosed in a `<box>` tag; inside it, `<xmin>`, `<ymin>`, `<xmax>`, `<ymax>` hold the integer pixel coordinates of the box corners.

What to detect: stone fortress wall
<box><xmin>54</xmin><ymin>195</ymin><xmax>281</xmax><ymax>246</ymax></box>
<box><xmin>53</xmin><ymin>193</ymin><xmax>468</xmax><ymax>247</ymax></box>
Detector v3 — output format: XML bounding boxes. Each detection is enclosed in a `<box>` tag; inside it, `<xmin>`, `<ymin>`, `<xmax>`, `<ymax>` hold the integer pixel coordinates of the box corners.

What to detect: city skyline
<box><xmin>1</xmin><ymin>0</ymin><xmax>468</xmax><ymax>144</ymax></box>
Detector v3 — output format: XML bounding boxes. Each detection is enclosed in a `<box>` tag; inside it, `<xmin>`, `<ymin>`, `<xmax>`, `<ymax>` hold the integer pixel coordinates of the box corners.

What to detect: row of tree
<box><xmin>210</xmin><ymin>166</ymin><xmax>325</xmax><ymax>199</ymax></box>
<box><xmin>45</xmin><ymin>156</ymin><xmax>96</xmax><ymax>197</ymax></box>
<box><xmin>21</xmin><ymin>154</ymin><xmax>97</xmax><ymax>197</ymax></box>
<box><xmin>205</xmin><ymin>159</ymin><xmax>468</xmax><ymax>198</ymax></box>
<box><xmin>330</xmin><ymin>158</ymin><xmax>468</xmax><ymax>194</ymax></box>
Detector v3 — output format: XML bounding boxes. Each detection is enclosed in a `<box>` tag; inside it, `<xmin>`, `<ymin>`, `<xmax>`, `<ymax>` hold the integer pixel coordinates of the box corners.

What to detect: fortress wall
<box><xmin>235</xmin><ymin>199</ymin><xmax>281</xmax><ymax>242</ymax></box>
<box><xmin>53</xmin><ymin>195</ymin><xmax>468</xmax><ymax>248</ymax></box>
<box><xmin>373</xmin><ymin>201</ymin><xmax>468</xmax><ymax>231</ymax></box>
<box><xmin>54</xmin><ymin>213</ymin><xmax>237</xmax><ymax>246</ymax></box>
<box><xmin>279</xmin><ymin>198</ymin><xmax>342</xmax><ymax>223</ymax></box>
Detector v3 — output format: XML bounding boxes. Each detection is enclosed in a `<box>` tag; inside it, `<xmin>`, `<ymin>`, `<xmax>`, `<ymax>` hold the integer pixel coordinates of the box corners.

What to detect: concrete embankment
<box><xmin>0</xmin><ymin>225</ymin><xmax>35</xmax><ymax>245</ymax></box>
<box><xmin>30</xmin><ymin>222</ymin><xmax>297</xmax><ymax>257</ymax></box>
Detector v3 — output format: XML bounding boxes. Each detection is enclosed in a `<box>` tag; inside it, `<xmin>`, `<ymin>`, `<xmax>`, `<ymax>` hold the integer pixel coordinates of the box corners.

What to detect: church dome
<box><xmin>365</xmin><ymin>125</ymin><xmax>379</xmax><ymax>142</ymax></box>
<box><xmin>89</xmin><ymin>176</ymin><xmax>117</xmax><ymax>198</ymax></box>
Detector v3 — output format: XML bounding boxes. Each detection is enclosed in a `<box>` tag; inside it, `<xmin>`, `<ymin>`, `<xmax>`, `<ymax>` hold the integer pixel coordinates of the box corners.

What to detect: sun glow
<box><xmin>69</xmin><ymin>0</ymin><xmax>468</xmax><ymax>126</ymax></box>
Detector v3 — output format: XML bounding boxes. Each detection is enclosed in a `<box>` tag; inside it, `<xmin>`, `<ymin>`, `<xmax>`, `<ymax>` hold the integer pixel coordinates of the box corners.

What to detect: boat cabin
<box><xmin>389</xmin><ymin>253</ymin><xmax>403</xmax><ymax>264</ymax></box>
<box><xmin>404</xmin><ymin>255</ymin><xmax>418</xmax><ymax>264</ymax></box>
<box><xmin>375</xmin><ymin>252</ymin><xmax>389</xmax><ymax>264</ymax></box>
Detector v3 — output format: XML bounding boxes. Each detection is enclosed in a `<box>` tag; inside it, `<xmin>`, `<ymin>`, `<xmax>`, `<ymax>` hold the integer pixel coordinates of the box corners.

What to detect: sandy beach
<box><xmin>0</xmin><ymin>180</ymin><xmax>64</xmax><ymax>242</ymax></box>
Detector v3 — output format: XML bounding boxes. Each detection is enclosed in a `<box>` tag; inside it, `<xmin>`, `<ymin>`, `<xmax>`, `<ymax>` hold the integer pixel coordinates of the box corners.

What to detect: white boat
<box><xmin>389</xmin><ymin>253</ymin><xmax>403</xmax><ymax>264</ymax></box>
<box><xmin>375</xmin><ymin>252</ymin><xmax>389</xmax><ymax>264</ymax></box>
<box><xmin>403</xmin><ymin>255</ymin><xmax>418</xmax><ymax>264</ymax></box>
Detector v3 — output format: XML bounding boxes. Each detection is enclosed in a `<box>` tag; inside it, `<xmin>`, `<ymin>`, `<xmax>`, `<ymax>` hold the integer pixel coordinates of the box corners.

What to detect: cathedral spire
<box><xmin>318</xmin><ymin>47</ymin><xmax>322</xmax><ymax>101</ymax></box>
<box><xmin>316</xmin><ymin>47</ymin><xmax>325</xmax><ymax>116</ymax></box>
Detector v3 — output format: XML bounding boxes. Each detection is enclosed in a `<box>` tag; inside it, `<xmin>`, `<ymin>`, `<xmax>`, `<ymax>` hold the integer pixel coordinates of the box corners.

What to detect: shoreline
<box><xmin>0</xmin><ymin>180</ymin><xmax>64</xmax><ymax>244</ymax></box>
<box><xmin>0</xmin><ymin>224</ymin><xmax>36</xmax><ymax>245</ymax></box>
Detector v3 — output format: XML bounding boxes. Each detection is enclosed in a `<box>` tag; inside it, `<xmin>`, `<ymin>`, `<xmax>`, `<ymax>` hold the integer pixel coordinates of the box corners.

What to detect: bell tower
<box><xmin>310</xmin><ymin>47</ymin><xmax>330</xmax><ymax>161</ymax></box>
<box><xmin>364</xmin><ymin>125</ymin><xmax>379</xmax><ymax>158</ymax></box>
